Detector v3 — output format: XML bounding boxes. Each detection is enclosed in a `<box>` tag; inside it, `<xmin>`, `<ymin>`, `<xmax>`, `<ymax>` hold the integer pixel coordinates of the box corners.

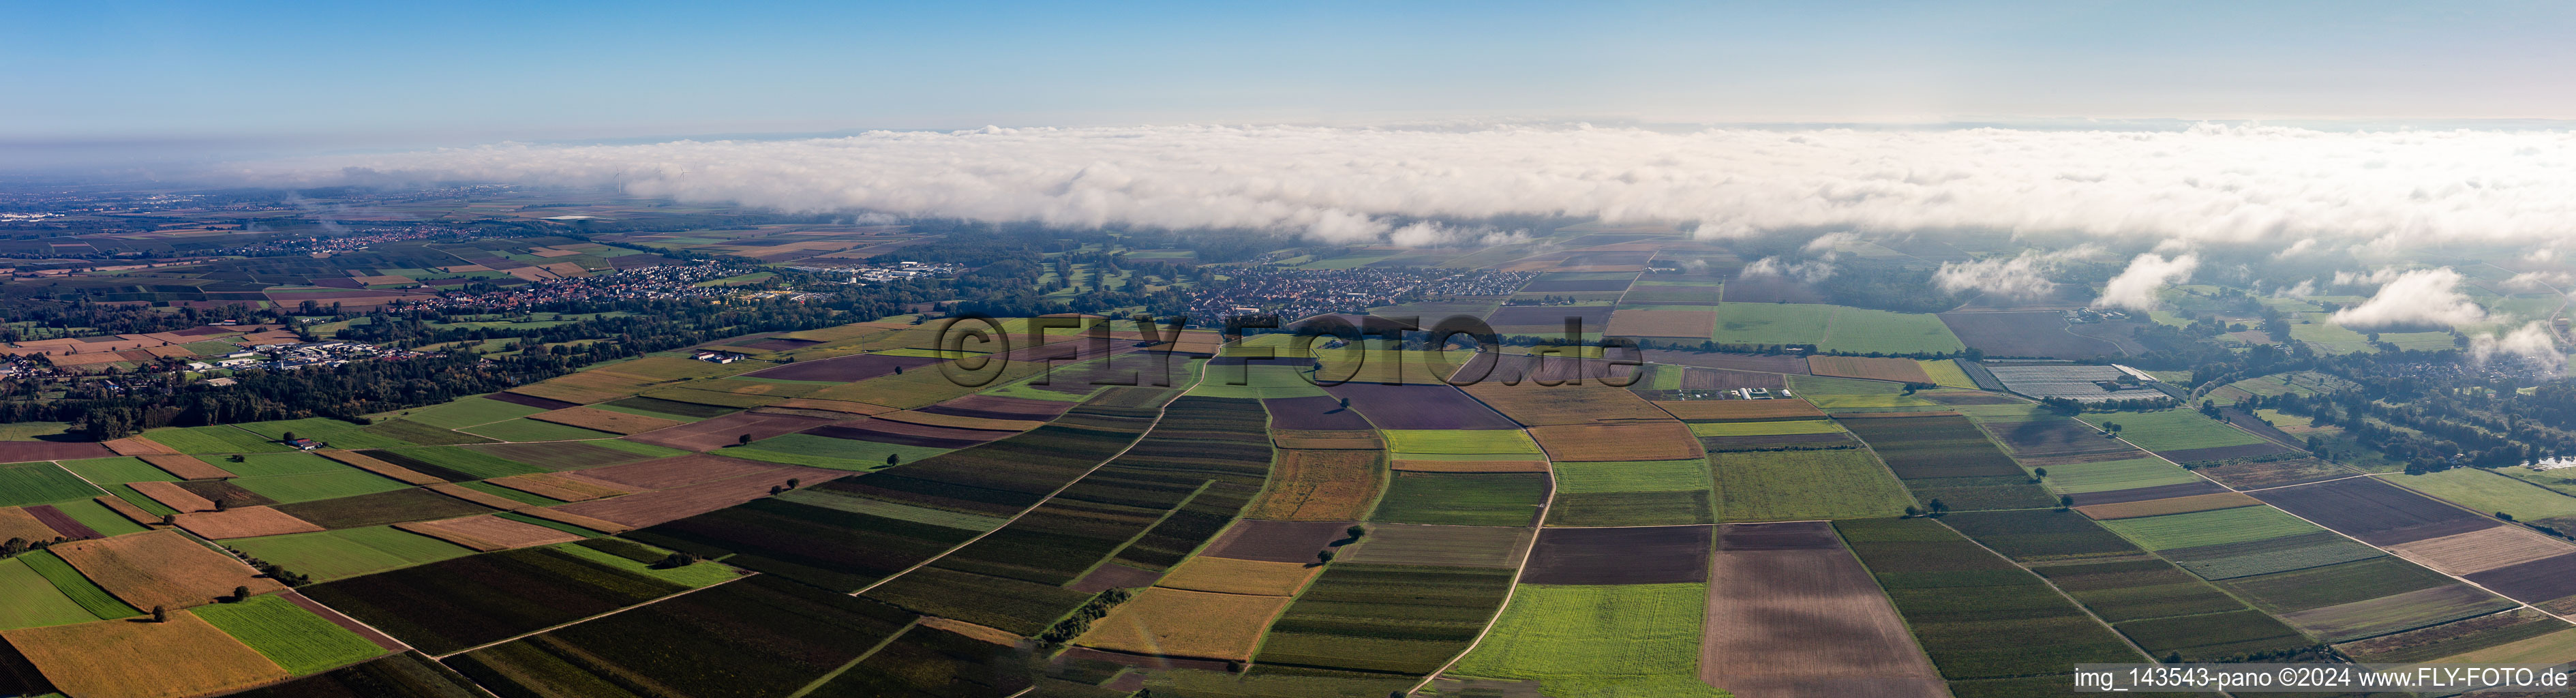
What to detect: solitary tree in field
<box><xmin>151</xmin><ymin>605</ymin><xmax>166</xmax><ymax>622</ymax></box>
<box><xmin>1337</xmin><ymin>396</ymin><xmax>1350</xmax><ymax>409</ymax></box>
<box><xmin>1316</xmin><ymin>549</ymin><xmax>1335</xmax><ymax>564</ymax></box>
<box><xmin>1904</xmin><ymin>506</ymin><xmax>1922</xmax><ymax>518</ymax></box>
<box><xmin>770</xmin><ymin>485</ymin><xmax>783</xmax><ymax>495</ymax></box>
<box><xmin>214</xmin><ymin>500</ymin><xmax>228</xmax><ymax>512</ymax></box>
<box><xmin>281</xmin><ymin>431</ymin><xmax>296</xmax><ymax>442</ymax></box>
<box><xmin>2033</xmin><ymin>467</ymin><xmax>2048</xmax><ymax>479</ymax></box>
<box><xmin>1346</xmin><ymin>524</ymin><xmax>1367</xmax><ymax>540</ymax></box>
<box><xmin>893</xmin><ymin>365</ymin><xmax>903</xmax><ymax>375</ymax></box>
<box><xmin>160</xmin><ymin>514</ymin><xmax>175</xmax><ymax>526</ymax></box>
<box><xmin>885</xmin><ymin>453</ymin><xmax>900</xmax><ymax>466</ymax></box>
<box><xmin>2059</xmin><ymin>495</ymin><xmax>2075</xmax><ymax>511</ymax></box>
<box><xmin>737</xmin><ymin>434</ymin><xmax>751</xmax><ymax>446</ymax></box>
<box><xmin>786</xmin><ymin>478</ymin><xmax>801</xmax><ymax>489</ymax></box>
<box><xmin>1927</xmin><ymin>499</ymin><xmax>1948</xmax><ymax>516</ymax></box>
<box><xmin>231</xmin><ymin>586</ymin><xmax>249</xmax><ymax>603</ymax></box>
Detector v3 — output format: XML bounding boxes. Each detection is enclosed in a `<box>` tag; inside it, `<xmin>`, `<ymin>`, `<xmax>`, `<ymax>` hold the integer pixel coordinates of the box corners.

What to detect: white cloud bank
<box><xmin>2470</xmin><ymin>322</ymin><xmax>2566</xmax><ymax>377</ymax></box>
<box><xmin>2331</xmin><ymin>268</ymin><xmax>2489</xmax><ymax>329</ymax></box>
<box><xmin>249</xmin><ymin>123</ymin><xmax>2576</xmax><ymax>247</ymax></box>
<box><xmin>1933</xmin><ymin>246</ymin><xmax>2095</xmax><ymax>299</ymax></box>
<box><xmin>2093</xmin><ymin>254</ymin><xmax>2198</xmax><ymax>311</ymax></box>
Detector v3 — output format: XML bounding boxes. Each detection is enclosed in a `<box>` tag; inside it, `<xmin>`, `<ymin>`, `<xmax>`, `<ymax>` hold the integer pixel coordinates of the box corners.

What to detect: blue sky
<box><xmin>4</xmin><ymin>1</ymin><xmax>2571</xmax><ymax>150</ymax></box>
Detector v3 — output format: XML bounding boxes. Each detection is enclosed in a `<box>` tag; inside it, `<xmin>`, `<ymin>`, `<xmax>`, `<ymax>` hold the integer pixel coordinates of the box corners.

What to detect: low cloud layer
<box><xmin>1933</xmin><ymin>247</ymin><xmax>2094</xmax><ymax>299</ymax></box>
<box><xmin>2094</xmin><ymin>254</ymin><xmax>2198</xmax><ymax>311</ymax></box>
<box><xmin>250</xmin><ymin>123</ymin><xmax>2576</xmax><ymax>248</ymax></box>
<box><xmin>2331</xmin><ymin>268</ymin><xmax>2489</xmax><ymax>329</ymax></box>
<box><xmin>2470</xmin><ymin>322</ymin><xmax>2566</xmax><ymax>377</ymax></box>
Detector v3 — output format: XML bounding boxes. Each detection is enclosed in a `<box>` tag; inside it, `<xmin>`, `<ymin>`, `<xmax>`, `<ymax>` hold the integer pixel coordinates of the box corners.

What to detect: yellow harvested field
<box><xmin>1155</xmin><ymin>556</ymin><xmax>1322</xmax><ymax>596</ymax></box>
<box><xmin>317</xmin><ymin>450</ymin><xmax>443</xmax><ymax>485</ymax></box>
<box><xmin>2386</xmin><ymin>526</ymin><xmax>2573</xmax><ymax>575</ymax></box>
<box><xmin>1</xmin><ymin>613</ymin><xmax>288</xmax><ymax>698</ymax></box>
<box><xmin>1652</xmin><ymin>399</ymin><xmax>1826</xmax><ymax>422</ymax></box>
<box><xmin>918</xmin><ymin>617</ymin><xmax>1021</xmax><ymax>646</ymax></box>
<box><xmin>51</xmin><ymin>530</ymin><xmax>284</xmax><ymax>611</ymax></box>
<box><xmin>104</xmin><ymin>436</ymin><xmax>179</xmax><ymax>456</ymax></box>
<box><xmin>505</xmin><ymin>504</ymin><xmax>632</xmax><ymax>534</ymax></box>
<box><xmin>0</xmin><ymin>506</ymin><xmax>59</xmax><ymax>543</ymax></box>
<box><xmin>95</xmin><ymin>496</ymin><xmax>164</xmax><ymax>527</ymax></box>
<box><xmin>1075</xmin><ymin>588</ymin><xmax>1294</xmax><ymax>661</ymax></box>
<box><xmin>174</xmin><ymin>506</ymin><xmax>324</xmax><ymax>539</ymax></box>
<box><xmin>2075</xmin><ymin>492</ymin><xmax>2262</xmax><ymax>519</ymax></box>
<box><xmin>128</xmin><ymin>481</ymin><xmax>217</xmax><ymax>513</ymax></box>
<box><xmin>485</xmin><ymin>474</ymin><xmax>605</xmax><ymax>502</ymax></box>
<box><xmin>395</xmin><ymin>515</ymin><xmax>584</xmax><ymax>551</ymax></box>
<box><xmin>1245</xmin><ymin>450</ymin><xmax>1383</xmax><ymax>521</ymax></box>
<box><xmin>141</xmin><ymin>453</ymin><xmax>235</xmax><ymax>480</ymax></box>
<box><xmin>1391</xmin><ymin>459</ymin><xmax>1551</xmax><ymax>472</ymax></box>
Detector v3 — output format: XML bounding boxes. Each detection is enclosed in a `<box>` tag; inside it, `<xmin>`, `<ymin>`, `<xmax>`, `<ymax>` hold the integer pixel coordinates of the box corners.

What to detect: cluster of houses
<box><xmin>186</xmin><ymin>340</ymin><xmax>431</xmax><ymax>375</ymax></box>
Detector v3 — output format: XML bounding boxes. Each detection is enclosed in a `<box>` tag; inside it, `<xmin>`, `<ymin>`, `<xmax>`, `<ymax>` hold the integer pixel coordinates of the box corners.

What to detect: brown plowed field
<box><xmin>576</xmin><ymin>453</ymin><xmax>787</xmax><ymax>489</ymax></box>
<box><xmin>2386</xmin><ymin>526</ymin><xmax>2573</xmax><ymax>575</ymax></box>
<box><xmin>1652</xmin><ymin>399</ymin><xmax>1823</xmax><ymax>422</ymax></box>
<box><xmin>2194</xmin><ymin>457</ymin><xmax>2348</xmax><ymax>489</ymax></box>
<box><xmin>2076</xmin><ymin>491</ymin><xmax>2260</xmax><ymax>519</ymax></box>
<box><xmin>2253</xmin><ymin>476</ymin><xmax>2498</xmax><ymax>546</ymax></box>
<box><xmin>1321</xmin><ymin>382</ymin><xmax>1520</xmax><ymax>430</ymax></box>
<box><xmin>1271</xmin><ymin>429</ymin><xmax>1383</xmax><ymax>450</ymax></box>
<box><xmin>916</xmin><ymin>394</ymin><xmax>1075</xmax><ymax>421</ymax></box>
<box><xmin>0</xmin><ymin>441</ymin><xmax>112</xmax><ymax>461</ymax></box>
<box><xmin>1460</xmin><ymin>382</ymin><xmax>1669</xmax><ymax>426</ymax></box>
<box><xmin>0</xmin><ymin>507</ymin><xmax>57</xmax><ymax>543</ymax></box>
<box><xmin>1982</xmin><ymin>418</ymin><xmax>2138</xmax><ymax>458</ymax></box>
<box><xmin>127</xmin><ymin>481</ymin><xmax>216</xmax><ymax>513</ymax></box>
<box><xmin>529</xmin><ymin>406</ymin><xmax>684</xmax><ymax>435</ymax></box>
<box><xmin>1261</xmin><ymin>395</ymin><xmax>1376</xmax><ymax>430</ymax></box>
<box><xmin>139</xmin><ymin>453</ymin><xmax>234</xmax><ymax>481</ymax></box>
<box><xmin>1245</xmin><ymin>450</ymin><xmax>1382</xmax><ymax>521</ymax></box>
<box><xmin>173</xmin><ymin>506</ymin><xmax>324</xmax><ymax>539</ymax></box>
<box><xmin>395</xmin><ymin>515</ymin><xmax>584</xmax><ymax>551</ymax></box>
<box><xmin>624</xmin><ymin>411</ymin><xmax>838</xmax><ymax>451</ymax></box>
<box><xmin>2159</xmin><ymin>443</ymin><xmax>2300</xmax><ymax>463</ymax></box>
<box><xmin>427</xmin><ymin>483</ymin><xmax>528</xmax><ymax>511</ymax></box>
<box><xmin>1805</xmin><ymin>356</ymin><xmax>1933</xmax><ymax>384</ymax></box>
<box><xmin>505</xmin><ymin>505</ymin><xmax>631</xmax><ymax>534</ymax></box>
<box><xmin>553</xmin><ymin>466</ymin><xmax>845</xmax><ymax>528</ymax></box>
<box><xmin>1528</xmin><ymin>422</ymin><xmax>1703</xmax><ymax>461</ymax></box>
<box><xmin>1339</xmin><ymin>524</ymin><xmax>1531</xmax><ymax>568</ymax></box>
<box><xmin>1521</xmin><ymin>525</ymin><xmax>1712</xmax><ymax>585</ymax></box>
<box><xmin>51</xmin><ymin>529</ymin><xmax>283</xmax><ymax>611</ymax></box>
<box><xmin>2466</xmin><ymin>553</ymin><xmax>2576</xmax><ymax>605</ymax></box>
<box><xmin>93</xmin><ymin>496</ymin><xmax>162</xmax><ymax>527</ymax></box>
<box><xmin>1704</xmin><ymin>522</ymin><xmax>1948</xmax><ymax>698</ymax></box>
<box><xmin>1201</xmin><ymin>519</ymin><xmax>1357</xmax><ymax>563</ymax></box>
<box><xmin>22</xmin><ymin>504</ymin><xmax>99</xmax><ymax>539</ymax></box>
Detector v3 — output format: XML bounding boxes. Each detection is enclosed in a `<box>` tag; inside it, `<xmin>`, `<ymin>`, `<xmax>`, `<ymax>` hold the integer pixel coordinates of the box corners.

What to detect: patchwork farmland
<box><xmin>5</xmin><ymin>309</ymin><xmax>2575</xmax><ymax>698</ymax></box>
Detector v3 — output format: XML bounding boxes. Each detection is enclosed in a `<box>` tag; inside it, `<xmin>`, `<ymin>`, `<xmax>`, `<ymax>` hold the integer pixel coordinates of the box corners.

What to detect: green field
<box><xmin>144</xmin><ymin>425</ymin><xmax>297</xmax><ymax>453</ymax></box>
<box><xmin>226</xmin><ymin>526</ymin><xmax>479</xmax><ymax>581</ymax></box>
<box><xmin>1708</xmin><ymin>303</ymin><xmax>1965</xmax><ymax>354</ymax></box>
<box><xmin>18</xmin><ymin>549</ymin><xmax>138</xmax><ymax>619</ymax></box>
<box><xmin>192</xmin><ymin>594</ymin><xmax>388</xmax><ymax>674</ymax></box>
<box><xmin>1688</xmin><ymin>420</ymin><xmax>1844</xmax><ymax>437</ymax></box>
<box><xmin>1371</xmin><ymin>472</ymin><xmax>1549</xmax><ymax>527</ymax></box>
<box><xmin>0</xmin><ymin>557</ymin><xmax>98</xmax><ymax>630</ymax></box>
<box><xmin>1712</xmin><ymin>450</ymin><xmax>1915</xmax><ymax>521</ymax></box>
<box><xmin>217</xmin><ymin>452</ymin><xmax>348</xmax><ymax>477</ymax></box>
<box><xmin>2099</xmin><ymin>506</ymin><xmax>2323</xmax><ymax>551</ymax></box>
<box><xmin>1551</xmin><ymin>459</ymin><xmax>1709</xmax><ymax>494</ymax></box>
<box><xmin>451</xmin><ymin>480</ymin><xmax>561</xmax><ymax>505</ymax></box>
<box><xmin>46</xmin><ymin>498</ymin><xmax>147</xmax><ymax>537</ymax></box>
<box><xmin>1919</xmin><ymin>360</ymin><xmax>1978</xmax><ymax>389</ymax></box>
<box><xmin>1451</xmin><ymin>583</ymin><xmax>1720</xmax><ymax>698</ymax></box>
<box><xmin>57</xmin><ymin>456</ymin><xmax>178</xmax><ymax>485</ymax></box>
<box><xmin>0</xmin><ymin>461</ymin><xmax>103</xmax><ymax>506</ymax></box>
<box><xmin>2079</xmin><ymin>410</ymin><xmax>2270</xmax><ymax>452</ymax></box>
<box><xmin>731</xmin><ymin>433</ymin><xmax>953</xmax><ymax>471</ymax></box>
<box><xmin>1185</xmin><ymin>363</ymin><xmax>1329</xmax><ymax>399</ymax></box>
<box><xmin>2041</xmin><ymin>457</ymin><xmax>2203</xmax><ymax>494</ymax></box>
<box><xmin>236</xmin><ymin>417</ymin><xmax>414</xmax><ymax>450</ymax></box>
<box><xmin>551</xmin><ymin>541</ymin><xmax>741</xmax><ymax>588</ymax></box>
<box><xmin>1383</xmin><ymin>429</ymin><xmax>1543</xmax><ymax>456</ymax></box>
<box><xmin>230</xmin><ymin>469</ymin><xmax>411</xmax><ymax>504</ymax></box>
<box><xmin>458</xmin><ymin>418</ymin><xmax>622</xmax><ymax>442</ymax></box>
<box><xmin>2380</xmin><ymin>468</ymin><xmax>2576</xmax><ymax>521</ymax></box>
